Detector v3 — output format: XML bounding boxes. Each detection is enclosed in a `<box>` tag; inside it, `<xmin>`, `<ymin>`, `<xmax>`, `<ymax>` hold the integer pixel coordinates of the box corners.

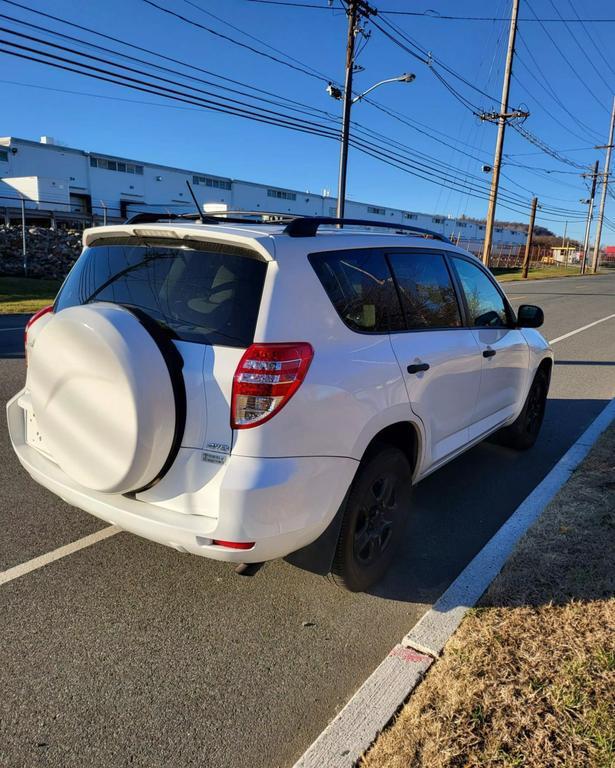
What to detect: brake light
<box><xmin>24</xmin><ymin>305</ymin><xmax>53</xmax><ymax>359</ymax></box>
<box><xmin>212</xmin><ymin>540</ymin><xmax>255</xmax><ymax>550</ymax></box>
<box><xmin>231</xmin><ymin>342</ymin><xmax>314</xmax><ymax>429</ymax></box>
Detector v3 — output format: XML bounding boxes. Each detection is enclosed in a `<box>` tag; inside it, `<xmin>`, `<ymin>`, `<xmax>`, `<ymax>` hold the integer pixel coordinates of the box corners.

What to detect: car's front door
<box><xmin>386</xmin><ymin>250</ymin><xmax>483</xmax><ymax>469</ymax></box>
<box><xmin>449</xmin><ymin>255</ymin><xmax>530</xmax><ymax>441</ymax></box>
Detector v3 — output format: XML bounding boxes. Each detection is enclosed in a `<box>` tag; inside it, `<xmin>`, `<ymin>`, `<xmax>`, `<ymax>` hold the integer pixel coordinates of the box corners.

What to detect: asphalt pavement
<box><xmin>0</xmin><ymin>313</ymin><xmax>29</xmax><ymax>359</ymax></box>
<box><xmin>1</xmin><ymin>273</ymin><xmax>614</xmax><ymax>768</ymax></box>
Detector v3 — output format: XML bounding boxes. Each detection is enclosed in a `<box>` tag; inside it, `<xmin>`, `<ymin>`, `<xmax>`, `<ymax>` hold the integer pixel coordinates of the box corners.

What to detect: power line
<box><xmin>245</xmin><ymin>1</ymin><xmax>615</xmax><ymax>22</ymax></box>
<box><xmin>0</xmin><ymin>0</ymin><xmax>333</xmax><ymax>117</ymax></box>
<box><xmin>177</xmin><ymin>0</ymin><xmax>333</xmax><ymax>83</ymax></box>
<box><xmin>139</xmin><ymin>0</ymin><xmax>330</xmax><ymax>83</ymax></box>
<box><xmin>525</xmin><ymin>2</ymin><xmax>611</xmax><ymax>117</ymax></box>
<box><xmin>1</xmin><ymin>6</ymin><xmax>559</xmax><ymax>211</ymax></box>
<box><xmin>0</xmin><ymin>1</ymin><xmax>589</xmax><ymax>224</ymax></box>
<box><xmin>2</xmin><ymin>37</ymin><xmax>582</xmax><ymax>220</ymax></box>
<box><xmin>546</xmin><ymin>0</ymin><xmax>614</xmax><ymax>96</ymax></box>
<box><xmin>376</xmin><ymin>14</ymin><xmax>501</xmax><ymax>104</ymax></box>
<box><xmin>510</xmin><ymin>123</ymin><xmax>589</xmax><ymax>170</ymax></box>
<box><xmin>0</xmin><ymin>12</ymin><xmax>334</xmax><ymax>124</ymax></box>
<box><xmin>514</xmin><ymin>29</ymin><xmax>602</xmax><ymax>141</ymax></box>
<box><xmin>565</xmin><ymin>0</ymin><xmax>615</xmax><ymax>80</ymax></box>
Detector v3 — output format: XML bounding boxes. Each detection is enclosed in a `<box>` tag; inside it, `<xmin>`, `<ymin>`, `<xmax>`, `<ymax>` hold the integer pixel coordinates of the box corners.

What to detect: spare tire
<box><xmin>28</xmin><ymin>302</ymin><xmax>185</xmax><ymax>494</ymax></box>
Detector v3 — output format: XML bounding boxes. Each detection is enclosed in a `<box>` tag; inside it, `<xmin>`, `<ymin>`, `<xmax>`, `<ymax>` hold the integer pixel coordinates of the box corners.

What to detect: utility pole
<box><xmin>334</xmin><ymin>1</ymin><xmax>378</xmax><ymax>220</ymax></box>
<box><xmin>336</xmin><ymin>1</ymin><xmax>359</xmax><ymax>220</ymax></box>
<box><xmin>522</xmin><ymin>196</ymin><xmax>538</xmax><ymax>279</ymax></box>
<box><xmin>580</xmin><ymin>160</ymin><xmax>599</xmax><ymax>275</ymax></box>
<box><xmin>482</xmin><ymin>0</ymin><xmax>521</xmax><ymax>266</ymax></box>
<box><xmin>561</xmin><ymin>221</ymin><xmax>569</xmax><ymax>267</ymax></box>
<box><xmin>591</xmin><ymin>95</ymin><xmax>615</xmax><ymax>274</ymax></box>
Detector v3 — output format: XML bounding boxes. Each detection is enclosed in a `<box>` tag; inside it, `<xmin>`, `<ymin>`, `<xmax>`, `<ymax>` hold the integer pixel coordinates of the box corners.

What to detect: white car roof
<box><xmin>82</xmin><ymin>221</ymin><xmax>475</xmax><ymax>263</ymax></box>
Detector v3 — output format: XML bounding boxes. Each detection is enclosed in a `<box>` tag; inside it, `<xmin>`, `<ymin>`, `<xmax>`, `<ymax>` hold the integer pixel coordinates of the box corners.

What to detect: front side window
<box><xmin>387</xmin><ymin>252</ymin><xmax>461</xmax><ymax>329</ymax></box>
<box><xmin>452</xmin><ymin>256</ymin><xmax>509</xmax><ymax>327</ymax></box>
<box><xmin>309</xmin><ymin>249</ymin><xmax>404</xmax><ymax>333</ymax></box>
<box><xmin>55</xmin><ymin>242</ymin><xmax>267</xmax><ymax>347</ymax></box>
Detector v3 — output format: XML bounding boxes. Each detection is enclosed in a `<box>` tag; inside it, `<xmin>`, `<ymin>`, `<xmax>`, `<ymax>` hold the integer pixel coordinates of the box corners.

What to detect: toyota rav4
<box><xmin>7</xmin><ymin>214</ymin><xmax>552</xmax><ymax>591</ymax></box>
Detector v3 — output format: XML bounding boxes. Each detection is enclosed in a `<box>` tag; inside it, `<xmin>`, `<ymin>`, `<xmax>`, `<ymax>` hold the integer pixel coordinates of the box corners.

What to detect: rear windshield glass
<box><xmin>55</xmin><ymin>241</ymin><xmax>267</xmax><ymax>348</ymax></box>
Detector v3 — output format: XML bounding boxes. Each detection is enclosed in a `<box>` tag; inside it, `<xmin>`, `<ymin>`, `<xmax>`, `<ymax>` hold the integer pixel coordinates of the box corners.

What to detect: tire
<box><xmin>494</xmin><ymin>370</ymin><xmax>548</xmax><ymax>450</ymax></box>
<box><xmin>329</xmin><ymin>445</ymin><xmax>412</xmax><ymax>592</ymax></box>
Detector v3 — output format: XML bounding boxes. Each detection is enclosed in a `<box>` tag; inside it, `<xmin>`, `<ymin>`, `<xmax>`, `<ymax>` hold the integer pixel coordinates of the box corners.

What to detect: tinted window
<box><xmin>452</xmin><ymin>257</ymin><xmax>508</xmax><ymax>327</ymax></box>
<box><xmin>55</xmin><ymin>242</ymin><xmax>266</xmax><ymax>347</ymax></box>
<box><xmin>309</xmin><ymin>249</ymin><xmax>404</xmax><ymax>333</ymax></box>
<box><xmin>387</xmin><ymin>251</ymin><xmax>461</xmax><ymax>329</ymax></box>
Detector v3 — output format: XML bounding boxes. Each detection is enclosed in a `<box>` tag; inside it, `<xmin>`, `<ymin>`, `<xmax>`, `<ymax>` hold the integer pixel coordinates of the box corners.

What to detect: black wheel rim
<box><xmin>353</xmin><ymin>474</ymin><xmax>397</xmax><ymax>565</ymax></box>
<box><xmin>526</xmin><ymin>378</ymin><xmax>546</xmax><ymax>436</ymax></box>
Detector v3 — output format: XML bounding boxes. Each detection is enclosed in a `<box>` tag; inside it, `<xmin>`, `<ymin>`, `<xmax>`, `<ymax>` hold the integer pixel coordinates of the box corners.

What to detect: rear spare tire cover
<box><xmin>28</xmin><ymin>303</ymin><xmax>182</xmax><ymax>494</ymax></box>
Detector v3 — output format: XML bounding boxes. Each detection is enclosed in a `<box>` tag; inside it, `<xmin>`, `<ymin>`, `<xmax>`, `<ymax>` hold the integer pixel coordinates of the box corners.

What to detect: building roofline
<box><xmin>2</xmin><ymin>135</ymin><xmax>526</xmax><ymax>232</ymax></box>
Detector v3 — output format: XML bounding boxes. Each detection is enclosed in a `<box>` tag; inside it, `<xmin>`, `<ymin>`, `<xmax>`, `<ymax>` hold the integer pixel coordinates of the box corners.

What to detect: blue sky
<box><xmin>2</xmin><ymin>0</ymin><xmax>614</xmax><ymax>241</ymax></box>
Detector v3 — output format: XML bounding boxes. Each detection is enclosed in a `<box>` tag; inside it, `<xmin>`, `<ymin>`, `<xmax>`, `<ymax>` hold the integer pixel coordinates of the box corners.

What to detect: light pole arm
<box><xmin>352</xmin><ymin>74</ymin><xmax>415</xmax><ymax>103</ymax></box>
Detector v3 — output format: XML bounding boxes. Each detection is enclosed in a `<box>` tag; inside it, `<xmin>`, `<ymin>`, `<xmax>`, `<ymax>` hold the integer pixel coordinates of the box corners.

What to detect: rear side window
<box><xmin>55</xmin><ymin>241</ymin><xmax>267</xmax><ymax>347</ymax></box>
<box><xmin>387</xmin><ymin>251</ymin><xmax>461</xmax><ymax>329</ymax></box>
<box><xmin>309</xmin><ymin>249</ymin><xmax>404</xmax><ymax>333</ymax></box>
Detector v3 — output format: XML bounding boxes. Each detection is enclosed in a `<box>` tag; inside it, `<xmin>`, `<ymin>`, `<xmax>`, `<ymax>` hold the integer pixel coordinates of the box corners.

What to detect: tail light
<box><xmin>231</xmin><ymin>342</ymin><xmax>313</xmax><ymax>429</ymax></box>
<box><xmin>24</xmin><ymin>305</ymin><xmax>53</xmax><ymax>361</ymax></box>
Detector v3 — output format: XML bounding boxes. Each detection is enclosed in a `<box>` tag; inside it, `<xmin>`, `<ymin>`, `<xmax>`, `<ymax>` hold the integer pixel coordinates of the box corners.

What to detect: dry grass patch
<box><xmin>362</xmin><ymin>425</ymin><xmax>615</xmax><ymax>768</ymax></box>
<box><xmin>494</xmin><ymin>266</ymin><xmax>583</xmax><ymax>282</ymax></box>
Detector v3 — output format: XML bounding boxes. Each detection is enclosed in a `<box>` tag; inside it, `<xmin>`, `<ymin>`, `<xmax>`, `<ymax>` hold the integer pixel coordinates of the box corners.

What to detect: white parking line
<box><xmin>0</xmin><ymin>327</ymin><xmax>24</xmax><ymax>332</ymax></box>
<box><xmin>549</xmin><ymin>313</ymin><xmax>615</xmax><ymax>345</ymax></box>
<box><xmin>0</xmin><ymin>525</ymin><xmax>120</xmax><ymax>586</ymax></box>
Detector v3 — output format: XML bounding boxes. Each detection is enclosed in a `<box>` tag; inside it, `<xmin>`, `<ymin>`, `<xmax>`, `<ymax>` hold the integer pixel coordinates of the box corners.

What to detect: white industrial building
<box><xmin>0</xmin><ymin>135</ymin><xmax>526</xmax><ymax>249</ymax></box>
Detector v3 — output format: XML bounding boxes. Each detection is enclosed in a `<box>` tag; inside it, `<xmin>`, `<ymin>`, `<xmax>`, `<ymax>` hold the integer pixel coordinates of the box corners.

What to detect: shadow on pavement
<box><xmin>365</xmin><ymin>397</ymin><xmax>609</xmax><ymax>604</ymax></box>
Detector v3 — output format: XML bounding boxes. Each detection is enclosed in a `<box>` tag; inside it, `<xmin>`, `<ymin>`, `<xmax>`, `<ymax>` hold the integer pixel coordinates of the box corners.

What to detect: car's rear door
<box><xmin>386</xmin><ymin>249</ymin><xmax>483</xmax><ymax>469</ymax></box>
<box><xmin>53</xmin><ymin>236</ymin><xmax>268</xmax><ymax>458</ymax></box>
<box><xmin>449</xmin><ymin>254</ymin><xmax>529</xmax><ymax>440</ymax></box>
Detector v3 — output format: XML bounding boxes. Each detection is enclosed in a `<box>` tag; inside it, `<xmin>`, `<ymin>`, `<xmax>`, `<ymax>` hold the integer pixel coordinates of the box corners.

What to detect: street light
<box><xmin>351</xmin><ymin>73</ymin><xmax>415</xmax><ymax>103</ymax></box>
<box><xmin>328</xmin><ymin>72</ymin><xmax>416</xmax><ymax>220</ymax></box>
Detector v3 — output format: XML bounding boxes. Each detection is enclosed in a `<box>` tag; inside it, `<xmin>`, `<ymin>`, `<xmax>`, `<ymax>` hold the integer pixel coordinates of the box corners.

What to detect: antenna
<box><xmin>185</xmin><ymin>180</ymin><xmax>204</xmax><ymax>223</ymax></box>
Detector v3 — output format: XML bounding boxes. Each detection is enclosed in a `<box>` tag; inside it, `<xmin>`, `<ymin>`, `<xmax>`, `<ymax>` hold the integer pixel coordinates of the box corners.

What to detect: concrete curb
<box><xmin>294</xmin><ymin>396</ymin><xmax>615</xmax><ymax>768</ymax></box>
<box><xmin>294</xmin><ymin>646</ymin><xmax>432</xmax><ymax>768</ymax></box>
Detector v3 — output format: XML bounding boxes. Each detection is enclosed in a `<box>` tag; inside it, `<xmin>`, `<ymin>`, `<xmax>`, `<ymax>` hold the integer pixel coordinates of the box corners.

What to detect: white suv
<box><xmin>7</xmin><ymin>215</ymin><xmax>552</xmax><ymax>591</ymax></box>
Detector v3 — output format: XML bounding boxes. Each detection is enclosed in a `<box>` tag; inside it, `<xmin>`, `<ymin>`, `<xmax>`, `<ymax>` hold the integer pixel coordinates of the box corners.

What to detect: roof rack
<box><xmin>283</xmin><ymin>217</ymin><xmax>448</xmax><ymax>241</ymax></box>
<box><xmin>123</xmin><ymin>211</ymin><xmax>448</xmax><ymax>242</ymax></box>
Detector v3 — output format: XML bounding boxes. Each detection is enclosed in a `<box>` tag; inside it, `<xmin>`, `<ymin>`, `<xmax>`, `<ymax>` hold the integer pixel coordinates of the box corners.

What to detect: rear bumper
<box><xmin>7</xmin><ymin>391</ymin><xmax>358</xmax><ymax>563</ymax></box>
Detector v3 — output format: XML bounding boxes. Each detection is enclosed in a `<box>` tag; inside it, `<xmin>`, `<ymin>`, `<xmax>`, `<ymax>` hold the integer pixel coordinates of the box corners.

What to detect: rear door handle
<box><xmin>407</xmin><ymin>362</ymin><xmax>430</xmax><ymax>374</ymax></box>
<box><xmin>483</xmin><ymin>349</ymin><xmax>496</xmax><ymax>358</ymax></box>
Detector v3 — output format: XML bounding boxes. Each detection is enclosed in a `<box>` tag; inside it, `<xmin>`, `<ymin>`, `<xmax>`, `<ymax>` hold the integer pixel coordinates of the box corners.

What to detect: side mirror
<box><xmin>517</xmin><ymin>304</ymin><xmax>544</xmax><ymax>328</ymax></box>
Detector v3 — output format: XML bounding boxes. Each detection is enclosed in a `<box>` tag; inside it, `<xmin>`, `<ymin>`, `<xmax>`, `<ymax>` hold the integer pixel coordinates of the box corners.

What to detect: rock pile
<box><xmin>0</xmin><ymin>226</ymin><xmax>82</xmax><ymax>279</ymax></box>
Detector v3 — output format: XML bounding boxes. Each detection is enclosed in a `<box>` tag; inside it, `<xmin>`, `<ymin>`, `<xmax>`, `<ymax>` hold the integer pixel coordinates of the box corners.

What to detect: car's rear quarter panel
<box><xmin>232</xmin><ymin>241</ymin><xmax>423</xmax><ymax>462</ymax></box>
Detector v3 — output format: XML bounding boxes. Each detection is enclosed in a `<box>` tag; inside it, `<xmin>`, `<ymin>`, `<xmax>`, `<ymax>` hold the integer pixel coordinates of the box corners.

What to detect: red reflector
<box><xmin>231</xmin><ymin>342</ymin><xmax>314</xmax><ymax>429</ymax></box>
<box><xmin>24</xmin><ymin>304</ymin><xmax>53</xmax><ymax>360</ymax></box>
<box><xmin>212</xmin><ymin>539</ymin><xmax>255</xmax><ymax>550</ymax></box>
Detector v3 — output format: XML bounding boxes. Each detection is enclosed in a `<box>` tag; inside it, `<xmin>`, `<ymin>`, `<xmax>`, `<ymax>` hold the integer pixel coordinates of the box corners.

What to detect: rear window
<box><xmin>55</xmin><ymin>241</ymin><xmax>267</xmax><ymax>347</ymax></box>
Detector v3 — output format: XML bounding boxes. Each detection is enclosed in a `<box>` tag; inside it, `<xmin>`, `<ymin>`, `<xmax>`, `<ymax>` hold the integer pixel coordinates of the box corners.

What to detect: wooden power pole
<box><xmin>482</xmin><ymin>0</ymin><xmax>520</xmax><ymax>266</ymax></box>
<box><xmin>522</xmin><ymin>196</ymin><xmax>538</xmax><ymax>279</ymax></box>
<box><xmin>591</xmin><ymin>95</ymin><xmax>615</xmax><ymax>273</ymax></box>
<box><xmin>581</xmin><ymin>160</ymin><xmax>599</xmax><ymax>275</ymax></box>
<box><xmin>335</xmin><ymin>0</ymin><xmax>359</xmax><ymax>220</ymax></box>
